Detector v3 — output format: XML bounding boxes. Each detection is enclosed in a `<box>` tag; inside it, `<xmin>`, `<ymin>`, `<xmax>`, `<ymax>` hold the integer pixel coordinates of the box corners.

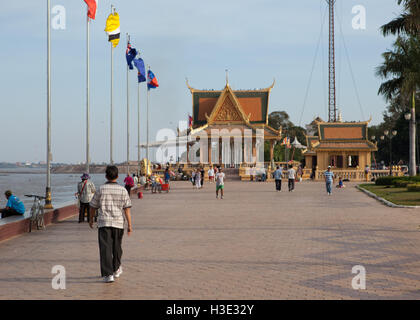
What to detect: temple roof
<box><xmin>317</xmin><ymin>121</ymin><xmax>370</xmax><ymax>141</ymax></box>
<box><xmin>187</xmin><ymin>80</ymin><xmax>275</xmax><ymax>127</ymax></box>
<box><xmin>313</xmin><ymin>141</ymin><xmax>377</xmax><ymax>151</ymax></box>
<box><xmin>303</xmin><ymin>136</ymin><xmax>319</xmax><ymax>155</ymax></box>
<box><xmin>184</xmin><ymin>80</ymin><xmax>281</xmax><ymax>139</ymax></box>
<box><xmin>304</xmin><ymin>120</ymin><xmax>377</xmax><ymax>154</ymax></box>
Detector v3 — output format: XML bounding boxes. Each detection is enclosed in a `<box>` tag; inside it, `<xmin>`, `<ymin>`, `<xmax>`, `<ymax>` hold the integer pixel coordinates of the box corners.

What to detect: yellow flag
<box><xmin>105</xmin><ymin>11</ymin><xmax>120</xmax><ymax>48</ymax></box>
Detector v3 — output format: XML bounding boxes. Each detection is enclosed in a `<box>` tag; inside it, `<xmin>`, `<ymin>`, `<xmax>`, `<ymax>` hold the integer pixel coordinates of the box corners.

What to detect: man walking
<box><xmin>324</xmin><ymin>166</ymin><xmax>334</xmax><ymax>195</ymax></box>
<box><xmin>215</xmin><ymin>167</ymin><xmax>225</xmax><ymax>199</ymax></box>
<box><xmin>287</xmin><ymin>164</ymin><xmax>296</xmax><ymax>192</ymax></box>
<box><xmin>76</xmin><ymin>173</ymin><xmax>96</xmax><ymax>223</ymax></box>
<box><xmin>124</xmin><ymin>174</ymin><xmax>135</xmax><ymax>195</ymax></box>
<box><xmin>89</xmin><ymin>165</ymin><xmax>132</xmax><ymax>283</ymax></box>
<box><xmin>273</xmin><ymin>166</ymin><xmax>283</xmax><ymax>192</ymax></box>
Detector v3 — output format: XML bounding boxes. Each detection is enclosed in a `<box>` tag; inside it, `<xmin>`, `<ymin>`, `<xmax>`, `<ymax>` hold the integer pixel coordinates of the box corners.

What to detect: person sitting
<box><xmin>336</xmin><ymin>177</ymin><xmax>346</xmax><ymax>188</ymax></box>
<box><xmin>0</xmin><ymin>190</ymin><xmax>25</xmax><ymax>219</ymax></box>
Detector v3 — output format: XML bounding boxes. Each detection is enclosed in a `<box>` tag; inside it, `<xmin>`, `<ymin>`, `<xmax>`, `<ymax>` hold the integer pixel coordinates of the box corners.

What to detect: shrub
<box><xmin>375</xmin><ymin>175</ymin><xmax>420</xmax><ymax>186</ymax></box>
<box><xmin>407</xmin><ymin>184</ymin><xmax>420</xmax><ymax>192</ymax></box>
<box><xmin>375</xmin><ymin>176</ymin><xmax>398</xmax><ymax>186</ymax></box>
<box><xmin>393</xmin><ymin>179</ymin><xmax>410</xmax><ymax>188</ymax></box>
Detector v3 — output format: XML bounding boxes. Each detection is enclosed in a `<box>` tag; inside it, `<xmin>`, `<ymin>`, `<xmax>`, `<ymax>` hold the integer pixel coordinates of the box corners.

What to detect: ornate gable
<box><xmin>213</xmin><ymin>96</ymin><xmax>243</xmax><ymax>122</ymax></box>
<box><xmin>206</xmin><ymin>85</ymin><xmax>250</xmax><ymax>125</ymax></box>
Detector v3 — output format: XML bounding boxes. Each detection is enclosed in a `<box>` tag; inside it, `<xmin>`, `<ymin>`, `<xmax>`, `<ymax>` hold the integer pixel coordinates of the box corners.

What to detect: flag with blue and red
<box><xmin>126</xmin><ymin>42</ymin><xmax>137</xmax><ymax>70</ymax></box>
<box><xmin>147</xmin><ymin>70</ymin><xmax>159</xmax><ymax>90</ymax></box>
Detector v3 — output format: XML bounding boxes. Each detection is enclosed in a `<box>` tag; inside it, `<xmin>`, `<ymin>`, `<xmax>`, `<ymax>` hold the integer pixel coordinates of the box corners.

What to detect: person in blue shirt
<box><xmin>273</xmin><ymin>166</ymin><xmax>283</xmax><ymax>192</ymax></box>
<box><xmin>0</xmin><ymin>190</ymin><xmax>25</xmax><ymax>218</ymax></box>
<box><xmin>164</xmin><ymin>168</ymin><xmax>171</xmax><ymax>184</ymax></box>
<box><xmin>324</xmin><ymin>166</ymin><xmax>334</xmax><ymax>195</ymax></box>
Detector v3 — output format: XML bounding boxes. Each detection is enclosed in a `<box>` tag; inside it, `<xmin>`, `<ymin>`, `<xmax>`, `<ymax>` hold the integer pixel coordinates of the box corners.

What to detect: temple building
<box><xmin>303</xmin><ymin>119</ymin><xmax>378</xmax><ymax>180</ymax></box>
<box><xmin>180</xmin><ymin>80</ymin><xmax>282</xmax><ymax>168</ymax></box>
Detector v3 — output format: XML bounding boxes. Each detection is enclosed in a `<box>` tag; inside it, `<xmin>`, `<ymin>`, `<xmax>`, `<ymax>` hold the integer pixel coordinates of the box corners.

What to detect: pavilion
<box><xmin>303</xmin><ymin>119</ymin><xmax>378</xmax><ymax>181</ymax></box>
<box><xmin>179</xmin><ymin>79</ymin><xmax>282</xmax><ymax>168</ymax></box>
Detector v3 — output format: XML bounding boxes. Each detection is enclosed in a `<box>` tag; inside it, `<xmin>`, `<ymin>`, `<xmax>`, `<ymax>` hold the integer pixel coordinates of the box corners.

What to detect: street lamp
<box><xmin>405</xmin><ymin>93</ymin><xmax>417</xmax><ymax>176</ymax></box>
<box><xmin>381</xmin><ymin>130</ymin><xmax>397</xmax><ymax>175</ymax></box>
<box><xmin>371</xmin><ymin>136</ymin><xmax>378</xmax><ymax>169</ymax></box>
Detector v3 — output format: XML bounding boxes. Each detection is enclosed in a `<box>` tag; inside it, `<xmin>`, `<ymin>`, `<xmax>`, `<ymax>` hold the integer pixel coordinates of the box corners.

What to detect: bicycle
<box><xmin>25</xmin><ymin>195</ymin><xmax>46</xmax><ymax>232</ymax></box>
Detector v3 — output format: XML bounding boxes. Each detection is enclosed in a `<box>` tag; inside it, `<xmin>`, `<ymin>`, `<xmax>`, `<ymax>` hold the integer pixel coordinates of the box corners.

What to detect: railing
<box><xmin>370</xmin><ymin>168</ymin><xmax>404</xmax><ymax>179</ymax></box>
<box><xmin>315</xmin><ymin>169</ymin><xmax>366</xmax><ymax>181</ymax></box>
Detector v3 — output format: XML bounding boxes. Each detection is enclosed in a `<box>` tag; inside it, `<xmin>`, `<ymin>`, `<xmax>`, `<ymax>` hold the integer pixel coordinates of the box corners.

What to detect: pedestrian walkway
<box><xmin>1</xmin><ymin>181</ymin><xmax>420</xmax><ymax>299</ymax></box>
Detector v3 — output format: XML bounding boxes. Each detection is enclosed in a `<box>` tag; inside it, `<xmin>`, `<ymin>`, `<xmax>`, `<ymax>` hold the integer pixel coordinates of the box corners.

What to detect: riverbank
<box><xmin>51</xmin><ymin>164</ymin><xmax>140</xmax><ymax>174</ymax></box>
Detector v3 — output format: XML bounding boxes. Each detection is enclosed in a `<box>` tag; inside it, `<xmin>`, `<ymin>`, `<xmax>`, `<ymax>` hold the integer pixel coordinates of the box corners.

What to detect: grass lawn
<box><xmin>359</xmin><ymin>184</ymin><xmax>420</xmax><ymax>206</ymax></box>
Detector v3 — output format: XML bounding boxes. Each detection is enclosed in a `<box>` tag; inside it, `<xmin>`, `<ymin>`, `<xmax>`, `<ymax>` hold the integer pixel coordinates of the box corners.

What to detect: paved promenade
<box><xmin>1</xmin><ymin>180</ymin><xmax>420</xmax><ymax>299</ymax></box>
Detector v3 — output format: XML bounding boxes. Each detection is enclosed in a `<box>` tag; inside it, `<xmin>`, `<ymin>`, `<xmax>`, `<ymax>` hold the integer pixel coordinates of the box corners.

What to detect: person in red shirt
<box><xmin>124</xmin><ymin>174</ymin><xmax>135</xmax><ymax>196</ymax></box>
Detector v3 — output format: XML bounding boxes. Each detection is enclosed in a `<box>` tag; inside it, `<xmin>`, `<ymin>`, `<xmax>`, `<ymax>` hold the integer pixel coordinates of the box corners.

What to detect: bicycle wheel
<box><xmin>37</xmin><ymin>206</ymin><xmax>45</xmax><ymax>230</ymax></box>
<box><xmin>29</xmin><ymin>206</ymin><xmax>36</xmax><ymax>233</ymax></box>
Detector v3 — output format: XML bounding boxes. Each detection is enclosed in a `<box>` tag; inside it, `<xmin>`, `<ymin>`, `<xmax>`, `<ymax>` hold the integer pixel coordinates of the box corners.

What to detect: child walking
<box><xmin>89</xmin><ymin>165</ymin><xmax>133</xmax><ymax>283</ymax></box>
<box><xmin>215</xmin><ymin>167</ymin><xmax>225</xmax><ymax>199</ymax></box>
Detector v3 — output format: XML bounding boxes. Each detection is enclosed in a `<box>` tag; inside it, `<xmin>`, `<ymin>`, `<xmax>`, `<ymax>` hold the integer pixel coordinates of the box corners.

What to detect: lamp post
<box><xmin>380</xmin><ymin>130</ymin><xmax>397</xmax><ymax>176</ymax></box>
<box><xmin>405</xmin><ymin>91</ymin><xmax>416</xmax><ymax>176</ymax></box>
<box><xmin>371</xmin><ymin>136</ymin><xmax>378</xmax><ymax>169</ymax></box>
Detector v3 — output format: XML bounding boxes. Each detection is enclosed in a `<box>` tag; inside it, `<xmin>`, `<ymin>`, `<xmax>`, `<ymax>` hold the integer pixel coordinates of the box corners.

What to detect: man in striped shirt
<box><xmin>324</xmin><ymin>166</ymin><xmax>334</xmax><ymax>195</ymax></box>
<box><xmin>89</xmin><ymin>165</ymin><xmax>132</xmax><ymax>283</ymax></box>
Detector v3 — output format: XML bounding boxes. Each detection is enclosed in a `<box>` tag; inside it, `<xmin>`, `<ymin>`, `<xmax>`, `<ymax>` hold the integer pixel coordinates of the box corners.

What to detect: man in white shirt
<box><xmin>215</xmin><ymin>167</ymin><xmax>226</xmax><ymax>199</ymax></box>
<box><xmin>287</xmin><ymin>165</ymin><xmax>296</xmax><ymax>192</ymax></box>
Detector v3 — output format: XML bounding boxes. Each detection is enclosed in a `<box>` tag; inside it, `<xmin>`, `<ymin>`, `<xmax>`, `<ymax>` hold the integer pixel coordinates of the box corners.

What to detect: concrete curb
<box><xmin>356</xmin><ymin>185</ymin><xmax>420</xmax><ymax>209</ymax></box>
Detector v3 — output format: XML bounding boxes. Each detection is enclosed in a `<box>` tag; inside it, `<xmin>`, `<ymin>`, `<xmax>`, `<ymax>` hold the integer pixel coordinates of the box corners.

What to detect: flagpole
<box><xmin>110</xmin><ymin>5</ymin><xmax>114</xmax><ymax>165</ymax></box>
<box><xmin>126</xmin><ymin>33</ymin><xmax>130</xmax><ymax>175</ymax></box>
<box><xmin>45</xmin><ymin>0</ymin><xmax>53</xmax><ymax>209</ymax></box>
<box><xmin>146</xmin><ymin>65</ymin><xmax>150</xmax><ymax>161</ymax></box>
<box><xmin>126</xmin><ymin>34</ymin><xmax>131</xmax><ymax>175</ymax></box>
<box><xmin>86</xmin><ymin>14</ymin><xmax>90</xmax><ymax>174</ymax></box>
<box><xmin>137</xmin><ymin>76</ymin><xmax>141</xmax><ymax>168</ymax></box>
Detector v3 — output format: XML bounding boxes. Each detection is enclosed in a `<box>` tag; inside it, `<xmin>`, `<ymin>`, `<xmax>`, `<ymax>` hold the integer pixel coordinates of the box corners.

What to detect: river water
<box><xmin>0</xmin><ymin>168</ymin><xmax>126</xmax><ymax>211</ymax></box>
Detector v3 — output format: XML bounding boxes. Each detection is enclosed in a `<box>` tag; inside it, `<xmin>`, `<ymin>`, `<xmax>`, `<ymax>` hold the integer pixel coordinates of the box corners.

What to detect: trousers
<box><xmin>98</xmin><ymin>227</ymin><xmax>124</xmax><ymax>277</ymax></box>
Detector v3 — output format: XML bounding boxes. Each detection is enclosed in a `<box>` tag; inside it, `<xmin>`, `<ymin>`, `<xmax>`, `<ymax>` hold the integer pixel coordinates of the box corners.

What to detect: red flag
<box><xmin>84</xmin><ymin>0</ymin><xmax>98</xmax><ymax>20</ymax></box>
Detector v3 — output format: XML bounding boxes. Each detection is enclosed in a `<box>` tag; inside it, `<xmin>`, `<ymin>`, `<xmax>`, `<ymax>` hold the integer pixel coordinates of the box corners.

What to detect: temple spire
<box><xmin>225</xmin><ymin>69</ymin><xmax>229</xmax><ymax>86</ymax></box>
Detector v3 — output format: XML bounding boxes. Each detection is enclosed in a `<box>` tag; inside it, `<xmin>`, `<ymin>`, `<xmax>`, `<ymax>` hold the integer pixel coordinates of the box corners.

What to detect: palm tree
<box><xmin>376</xmin><ymin>36</ymin><xmax>420</xmax><ymax>102</ymax></box>
<box><xmin>381</xmin><ymin>0</ymin><xmax>420</xmax><ymax>36</ymax></box>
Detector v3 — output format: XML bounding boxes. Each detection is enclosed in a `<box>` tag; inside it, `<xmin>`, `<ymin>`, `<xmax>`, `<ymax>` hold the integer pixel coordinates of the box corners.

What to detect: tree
<box><xmin>376</xmin><ymin>36</ymin><xmax>420</xmax><ymax>103</ymax></box>
<box><xmin>377</xmin><ymin>4</ymin><xmax>420</xmax><ymax>174</ymax></box>
<box><xmin>381</xmin><ymin>0</ymin><xmax>420</xmax><ymax>37</ymax></box>
<box><xmin>266</xmin><ymin>111</ymin><xmax>307</xmax><ymax>162</ymax></box>
<box><xmin>268</xmin><ymin>111</ymin><xmax>293</xmax><ymax>131</ymax></box>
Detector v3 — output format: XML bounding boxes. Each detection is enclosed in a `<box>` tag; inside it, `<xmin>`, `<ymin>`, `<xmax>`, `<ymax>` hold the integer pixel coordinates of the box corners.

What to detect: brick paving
<box><xmin>1</xmin><ymin>180</ymin><xmax>420</xmax><ymax>299</ymax></box>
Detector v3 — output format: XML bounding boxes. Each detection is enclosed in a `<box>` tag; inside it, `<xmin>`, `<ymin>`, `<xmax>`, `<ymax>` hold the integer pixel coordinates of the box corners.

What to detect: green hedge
<box><xmin>393</xmin><ymin>179</ymin><xmax>410</xmax><ymax>188</ymax></box>
<box><xmin>375</xmin><ymin>176</ymin><xmax>398</xmax><ymax>186</ymax></box>
<box><xmin>376</xmin><ymin>176</ymin><xmax>420</xmax><ymax>186</ymax></box>
<box><xmin>407</xmin><ymin>183</ymin><xmax>420</xmax><ymax>192</ymax></box>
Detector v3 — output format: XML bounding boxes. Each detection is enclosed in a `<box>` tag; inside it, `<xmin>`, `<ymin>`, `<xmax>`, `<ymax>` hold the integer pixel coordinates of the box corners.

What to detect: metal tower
<box><xmin>327</xmin><ymin>0</ymin><xmax>337</xmax><ymax>122</ymax></box>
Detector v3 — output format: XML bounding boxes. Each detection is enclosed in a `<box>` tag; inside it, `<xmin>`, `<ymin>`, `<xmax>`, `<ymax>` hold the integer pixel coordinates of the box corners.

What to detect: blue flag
<box><xmin>147</xmin><ymin>70</ymin><xmax>159</xmax><ymax>90</ymax></box>
<box><xmin>126</xmin><ymin>42</ymin><xmax>137</xmax><ymax>70</ymax></box>
<box><xmin>133</xmin><ymin>58</ymin><xmax>146</xmax><ymax>83</ymax></box>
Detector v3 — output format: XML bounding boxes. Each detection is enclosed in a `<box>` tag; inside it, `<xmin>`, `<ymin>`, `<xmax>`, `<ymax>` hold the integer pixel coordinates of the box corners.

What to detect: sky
<box><xmin>0</xmin><ymin>0</ymin><xmax>403</xmax><ymax>163</ymax></box>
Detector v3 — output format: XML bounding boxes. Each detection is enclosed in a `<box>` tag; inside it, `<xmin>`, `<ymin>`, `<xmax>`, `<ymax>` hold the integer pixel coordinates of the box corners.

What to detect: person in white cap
<box><xmin>76</xmin><ymin>173</ymin><xmax>96</xmax><ymax>223</ymax></box>
<box><xmin>324</xmin><ymin>166</ymin><xmax>334</xmax><ymax>195</ymax></box>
